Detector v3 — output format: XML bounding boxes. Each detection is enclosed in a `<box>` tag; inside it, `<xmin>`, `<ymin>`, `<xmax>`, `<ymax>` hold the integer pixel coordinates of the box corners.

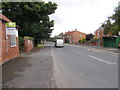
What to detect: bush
<box><xmin>19</xmin><ymin>37</ymin><xmax>24</xmax><ymax>51</ymax></box>
<box><xmin>90</xmin><ymin>37</ymin><xmax>99</xmax><ymax>43</ymax></box>
<box><xmin>79</xmin><ymin>40</ymin><xmax>81</xmax><ymax>43</ymax></box>
<box><xmin>79</xmin><ymin>38</ymin><xmax>86</xmax><ymax>44</ymax></box>
<box><xmin>65</xmin><ymin>39</ymin><xmax>69</xmax><ymax>43</ymax></box>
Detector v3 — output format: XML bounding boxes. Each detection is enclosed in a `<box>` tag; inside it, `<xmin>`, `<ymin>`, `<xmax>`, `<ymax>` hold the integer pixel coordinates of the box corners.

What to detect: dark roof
<box><xmin>96</xmin><ymin>26</ymin><xmax>104</xmax><ymax>31</ymax></box>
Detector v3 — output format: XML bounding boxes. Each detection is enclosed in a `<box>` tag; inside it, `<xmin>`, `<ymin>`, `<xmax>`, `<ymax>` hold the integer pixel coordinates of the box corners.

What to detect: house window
<box><xmin>80</xmin><ymin>34</ymin><xmax>82</xmax><ymax>37</ymax></box>
<box><xmin>10</xmin><ymin>35</ymin><xmax>16</xmax><ymax>47</ymax></box>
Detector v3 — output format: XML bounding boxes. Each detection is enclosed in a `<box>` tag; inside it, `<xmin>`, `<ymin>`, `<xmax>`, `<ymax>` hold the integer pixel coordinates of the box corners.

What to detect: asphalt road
<box><xmin>51</xmin><ymin>43</ymin><xmax>118</xmax><ymax>88</ymax></box>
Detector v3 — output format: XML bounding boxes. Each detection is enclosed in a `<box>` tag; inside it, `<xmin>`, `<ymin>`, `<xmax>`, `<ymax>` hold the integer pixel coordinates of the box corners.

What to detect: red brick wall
<box><xmin>94</xmin><ymin>30</ymin><xmax>112</xmax><ymax>38</ymax></box>
<box><xmin>0</xmin><ymin>21</ymin><xmax>2</xmax><ymax>64</ymax></box>
<box><xmin>2</xmin><ymin>22</ymin><xmax>19</xmax><ymax>64</ymax></box>
<box><xmin>71</xmin><ymin>31</ymin><xmax>86</xmax><ymax>44</ymax></box>
<box><xmin>24</xmin><ymin>39</ymin><xmax>34</xmax><ymax>52</ymax></box>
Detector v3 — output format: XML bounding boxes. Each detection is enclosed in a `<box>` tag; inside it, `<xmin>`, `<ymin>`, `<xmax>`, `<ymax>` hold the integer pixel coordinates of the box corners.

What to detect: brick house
<box><xmin>0</xmin><ymin>13</ymin><xmax>19</xmax><ymax>64</ymax></box>
<box><xmin>94</xmin><ymin>26</ymin><xmax>113</xmax><ymax>46</ymax></box>
<box><xmin>94</xmin><ymin>26</ymin><xmax>112</xmax><ymax>38</ymax></box>
<box><xmin>63</xmin><ymin>29</ymin><xmax>86</xmax><ymax>44</ymax></box>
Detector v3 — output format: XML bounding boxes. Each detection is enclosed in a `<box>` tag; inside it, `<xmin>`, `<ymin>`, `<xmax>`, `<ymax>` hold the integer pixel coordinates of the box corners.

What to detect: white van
<box><xmin>55</xmin><ymin>39</ymin><xmax>64</xmax><ymax>47</ymax></box>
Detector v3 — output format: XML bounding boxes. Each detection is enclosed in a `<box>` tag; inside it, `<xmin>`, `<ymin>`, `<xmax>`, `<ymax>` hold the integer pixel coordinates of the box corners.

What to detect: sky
<box><xmin>48</xmin><ymin>0</ymin><xmax>119</xmax><ymax>37</ymax></box>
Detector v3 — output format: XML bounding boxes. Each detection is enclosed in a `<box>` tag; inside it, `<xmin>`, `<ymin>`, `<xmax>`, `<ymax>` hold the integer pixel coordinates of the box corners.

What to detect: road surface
<box><xmin>51</xmin><ymin>43</ymin><xmax>118</xmax><ymax>88</ymax></box>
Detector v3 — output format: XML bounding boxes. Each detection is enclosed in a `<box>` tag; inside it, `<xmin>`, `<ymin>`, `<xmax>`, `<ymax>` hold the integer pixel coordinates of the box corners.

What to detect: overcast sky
<box><xmin>49</xmin><ymin>0</ymin><xmax>119</xmax><ymax>37</ymax></box>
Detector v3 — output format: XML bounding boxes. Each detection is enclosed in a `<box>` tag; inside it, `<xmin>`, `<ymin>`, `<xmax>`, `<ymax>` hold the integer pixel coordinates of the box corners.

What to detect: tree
<box><xmin>54</xmin><ymin>36</ymin><xmax>60</xmax><ymax>39</ymax></box>
<box><xmin>102</xmin><ymin>6</ymin><xmax>120</xmax><ymax>36</ymax></box>
<box><xmin>2</xmin><ymin>2</ymin><xmax>57</xmax><ymax>46</ymax></box>
<box><xmin>54</xmin><ymin>32</ymin><xmax>64</xmax><ymax>39</ymax></box>
<box><xmin>58</xmin><ymin>32</ymin><xmax>64</xmax><ymax>36</ymax></box>
<box><xmin>111</xmin><ymin>6</ymin><xmax>120</xmax><ymax>35</ymax></box>
<box><xmin>81</xmin><ymin>38</ymin><xmax>86</xmax><ymax>43</ymax></box>
<box><xmin>86</xmin><ymin>33</ymin><xmax>94</xmax><ymax>41</ymax></box>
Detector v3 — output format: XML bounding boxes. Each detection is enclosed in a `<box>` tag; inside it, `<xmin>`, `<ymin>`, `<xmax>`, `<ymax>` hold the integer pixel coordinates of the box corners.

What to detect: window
<box><xmin>80</xmin><ymin>34</ymin><xmax>82</xmax><ymax>37</ymax></box>
<box><xmin>10</xmin><ymin>35</ymin><xmax>16</xmax><ymax>47</ymax></box>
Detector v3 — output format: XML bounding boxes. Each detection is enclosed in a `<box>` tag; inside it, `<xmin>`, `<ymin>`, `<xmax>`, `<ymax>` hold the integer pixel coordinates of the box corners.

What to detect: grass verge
<box><xmin>37</xmin><ymin>44</ymin><xmax>45</xmax><ymax>48</ymax></box>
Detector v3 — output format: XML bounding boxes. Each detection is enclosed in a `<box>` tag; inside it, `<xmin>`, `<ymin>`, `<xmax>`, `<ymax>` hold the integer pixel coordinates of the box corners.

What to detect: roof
<box><xmin>63</xmin><ymin>30</ymin><xmax>86</xmax><ymax>36</ymax></box>
<box><xmin>64</xmin><ymin>31</ymin><xmax>74</xmax><ymax>35</ymax></box>
<box><xmin>96</xmin><ymin>26</ymin><xmax>104</xmax><ymax>31</ymax></box>
<box><xmin>0</xmin><ymin>13</ymin><xmax>11</xmax><ymax>22</ymax></box>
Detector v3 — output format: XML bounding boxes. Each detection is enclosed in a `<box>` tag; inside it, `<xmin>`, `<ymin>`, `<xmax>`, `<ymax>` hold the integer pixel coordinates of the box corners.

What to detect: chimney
<box><xmin>75</xmin><ymin>28</ymin><xmax>77</xmax><ymax>31</ymax></box>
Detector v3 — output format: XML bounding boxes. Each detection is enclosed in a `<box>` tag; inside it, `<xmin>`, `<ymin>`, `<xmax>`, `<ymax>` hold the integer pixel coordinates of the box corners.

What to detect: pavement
<box><xmin>2</xmin><ymin>46</ymin><xmax>55</xmax><ymax>88</ymax></box>
<box><xmin>52</xmin><ymin>44</ymin><xmax>118</xmax><ymax>88</ymax></box>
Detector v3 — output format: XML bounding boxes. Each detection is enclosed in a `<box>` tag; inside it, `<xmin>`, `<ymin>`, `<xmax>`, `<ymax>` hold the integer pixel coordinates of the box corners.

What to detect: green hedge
<box><xmin>19</xmin><ymin>37</ymin><xmax>24</xmax><ymax>51</ymax></box>
<box><xmin>24</xmin><ymin>36</ymin><xmax>34</xmax><ymax>40</ymax></box>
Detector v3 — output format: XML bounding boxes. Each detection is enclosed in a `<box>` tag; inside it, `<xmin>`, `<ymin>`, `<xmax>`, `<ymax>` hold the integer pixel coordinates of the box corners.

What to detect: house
<box><xmin>94</xmin><ymin>26</ymin><xmax>120</xmax><ymax>48</ymax></box>
<box><xmin>94</xmin><ymin>26</ymin><xmax>112</xmax><ymax>38</ymax></box>
<box><xmin>0</xmin><ymin>13</ymin><xmax>19</xmax><ymax>64</ymax></box>
<box><xmin>63</xmin><ymin>29</ymin><xmax>86</xmax><ymax>44</ymax></box>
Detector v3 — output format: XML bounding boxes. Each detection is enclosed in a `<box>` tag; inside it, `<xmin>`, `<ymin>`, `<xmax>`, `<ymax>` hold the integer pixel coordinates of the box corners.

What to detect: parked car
<box><xmin>55</xmin><ymin>39</ymin><xmax>64</xmax><ymax>47</ymax></box>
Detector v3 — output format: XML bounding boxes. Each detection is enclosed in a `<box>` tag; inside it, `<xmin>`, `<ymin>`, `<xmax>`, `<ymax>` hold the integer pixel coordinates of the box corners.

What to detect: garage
<box><xmin>103</xmin><ymin>36</ymin><xmax>120</xmax><ymax>48</ymax></box>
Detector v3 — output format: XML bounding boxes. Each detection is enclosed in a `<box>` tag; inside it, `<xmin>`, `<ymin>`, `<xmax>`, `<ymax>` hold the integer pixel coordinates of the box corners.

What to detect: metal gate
<box><xmin>103</xmin><ymin>37</ymin><xmax>117</xmax><ymax>48</ymax></box>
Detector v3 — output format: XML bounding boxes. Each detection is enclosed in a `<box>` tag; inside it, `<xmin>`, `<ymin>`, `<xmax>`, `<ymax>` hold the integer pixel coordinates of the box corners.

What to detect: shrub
<box><xmin>81</xmin><ymin>38</ymin><xmax>86</xmax><ymax>43</ymax></box>
<box><xmin>79</xmin><ymin>40</ymin><xmax>81</xmax><ymax>43</ymax></box>
<box><xmin>65</xmin><ymin>39</ymin><xmax>69</xmax><ymax>43</ymax></box>
<box><xmin>90</xmin><ymin>37</ymin><xmax>99</xmax><ymax>43</ymax></box>
<box><xmin>19</xmin><ymin>37</ymin><xmax>24</xmax><ymax>51</ymax></box>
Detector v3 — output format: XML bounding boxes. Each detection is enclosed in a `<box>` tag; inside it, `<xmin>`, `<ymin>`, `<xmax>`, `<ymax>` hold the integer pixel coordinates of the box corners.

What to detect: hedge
<box><xmin>19</xmin><ymin>37</ymin><xmax>24</xmax><ymax>51</ymax></box>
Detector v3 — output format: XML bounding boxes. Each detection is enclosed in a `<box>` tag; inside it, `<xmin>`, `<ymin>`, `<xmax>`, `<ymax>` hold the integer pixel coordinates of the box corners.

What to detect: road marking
<box><xmin>89</xmin><ymin>55</ymin><xmax>116</xmax><ymax>65</ymax></box>
<box><xmin>113</xmin><ymin>63</ymin><xmax>117</xmax><ymax>64</ymax></box>
<box><xmin>112</xmin><ymin>55</ymin><xmax>118</xmax><ymax>57</ymax></box>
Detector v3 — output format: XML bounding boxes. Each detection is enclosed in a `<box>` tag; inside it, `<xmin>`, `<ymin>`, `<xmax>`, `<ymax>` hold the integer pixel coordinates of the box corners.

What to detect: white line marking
<box><xmin>113</xmin><ymin>63</ymin><xmax>117</xmax><ymax>65</ymax></box>
<box><xmin>89</xmin><ymin>55</ymin><xmax>116</xmax><ymax>65</ymax></box>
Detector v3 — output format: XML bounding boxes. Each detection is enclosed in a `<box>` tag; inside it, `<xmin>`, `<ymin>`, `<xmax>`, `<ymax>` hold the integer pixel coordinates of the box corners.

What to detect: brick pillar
<box><xmin>24</xmin><ymin>38</ymin><xmax>34</xmax><ymax>52</ymax></box>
